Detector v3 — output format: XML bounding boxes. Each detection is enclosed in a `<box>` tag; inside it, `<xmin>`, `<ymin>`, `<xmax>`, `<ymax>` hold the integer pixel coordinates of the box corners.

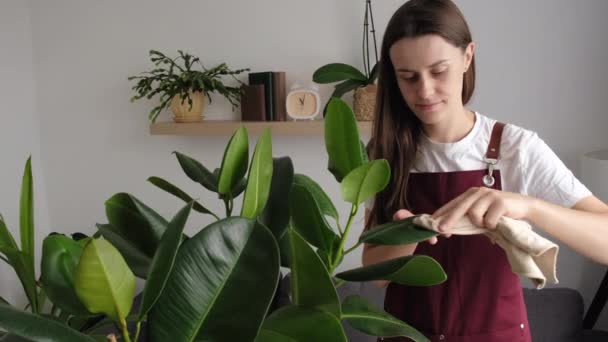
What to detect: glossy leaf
<box><xmin>74</xmin><ymin>238</ymin><xmax>135</xmax><ymax>324</ymax></box>
<box><xmin>149</xmin><ymin>217</ymin><xmax>280</xmax><ymax>342</ymax></box>
<box><xmin>341</xmin><ymin>295</ymin><xmax>429</xmax><ymax>342</ymax></box>
<box><xmin>174</xmin><ymin>151</ymin><xmax>218</xmax><ymax>192</ymax></box>
<box><xmin>330</xmin><ymin>79</ymin><xmax>366</xmax><ymax>99</ymax></box>
<box><xmin>0</xmin><ymin>214</ymin><xmax>17</xmax><ymax>250</ymax></box>
<box><xmin>256</xmin><ymin>305</ymin><xmax>346</xmax><ymax>342</ymax></box>
<box><xmin>18</xmin><ymin>157</ymin><xmax>35</xmax><ymax>310</ymax></box>
<box><xmin>360</xmin><ymin>140</ymin><xmax>369</xmax><ymax>163</ymax></box>
<box><xmin>147</xmin><ymin>176</ymin><xmax>212</xmax><ymax>215</ymax></box>
<box><xmin>289</xmin><ymin>183</ymin><xmax>339</xmax><ymax>253</ymax></box>
<box><xmin>369</xmin><ymin>62</ymin><xmax>379</xmax><ymax>82</ymax></box>
<box><xmin>0</xmin><ymin>246</ymin><xmax>37</xmax><ymax>314</ymax></box>
<box><xmin>213</xmin><ymin>168</ymin><xmax>247</xmax><ymax>199</ymax></box>
<box><xmin>293</xmin><ymin>174</ymin><xmax>338</xmax><ymax>222</ymax></box>
<box><xmin>241</xmin><ymin>129</ymin><xmax>273</xmax><ymax>219</ymax></box>
<box><xmin>218</xmin><ymin>126</ymin><xmax>249</xmax><ymax>196</ymax></box>
<box><xmin>335</xmin><ymin>255</ymin><xmax>446</xmax><ymax>286</ymax></box>
<box><xmin>359</xmin><ymin>218</ymin><xmax>438</xmax><ymax>245</ymax></box>
<box><xmin>0</xmin><ymin>297</ymin><xmax>8</xmax><ymax>306</ymax></box>
<box><xmin>0</xmin><ymin>303</ymin><xmax>95</xmax><ymax>342</ymax></box>
<box><xmin>288</xmin><ymin>229</ymin><xmax>340</xmax><ymax>317</ymax></box>
<box><xmin>104</xmin><ymin>193</ymin><xmax>167</xmax><ymax>257</ymax></box>
<box><xmin>260</xmin><ymin>157</ymin><xmax>294</xmax><ymax>241</ymax></box>
<box><xmin>313</xmin><ymin>63</ymin><xmax>367</xmax><ymax>84</ymax></box>
<box><xmin>341</xmin><ymin>160</ymin><xmax>390</xmax><ymax>205</ymax></box>
<box><xmin>40</xmin><ymin>235</ymin><xmax>90</xmax><ymax>315</ymax></box>
<box><xmin>139</xmin><ymin>202</ymin><xmax>192</xmax><ymax>321</ymax></box>
<box><xmin>325</xmin><ymin>97</ymin><xmax>365</xmax><ymax>182</ymax></box>
<box><xmin>96</xmin><ymin>224</ymin><xmax>151</xmax><ymax>278</ymax></box>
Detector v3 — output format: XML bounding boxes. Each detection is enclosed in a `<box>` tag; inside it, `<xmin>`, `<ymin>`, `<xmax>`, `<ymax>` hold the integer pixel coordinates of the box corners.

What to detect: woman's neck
<box><xmin>423</xmin><ymin>108</ymin><xmax>476</xmax><ymax>143</ymax></box>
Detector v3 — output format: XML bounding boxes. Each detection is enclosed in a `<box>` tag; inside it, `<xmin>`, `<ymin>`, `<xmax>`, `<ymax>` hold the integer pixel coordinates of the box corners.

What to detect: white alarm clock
<box><xmin>286</xmin><ymin>83</ymin><xmax>321</xmax><ymax>120</ymax></box>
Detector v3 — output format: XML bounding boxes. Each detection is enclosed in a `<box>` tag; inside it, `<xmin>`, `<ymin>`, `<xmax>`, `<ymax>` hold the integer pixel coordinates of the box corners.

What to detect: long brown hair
<box><xmin>365</xmin><ymin>0</ymin><xmax>476</xmax><ymax>229</ymax></box>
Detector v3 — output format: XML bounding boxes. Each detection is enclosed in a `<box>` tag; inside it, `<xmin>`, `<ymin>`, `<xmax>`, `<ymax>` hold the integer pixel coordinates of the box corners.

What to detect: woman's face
<box><xmin>390</xmin><ymin>34</ymin><xmax>474</xmax><ymax>125</ymax></box>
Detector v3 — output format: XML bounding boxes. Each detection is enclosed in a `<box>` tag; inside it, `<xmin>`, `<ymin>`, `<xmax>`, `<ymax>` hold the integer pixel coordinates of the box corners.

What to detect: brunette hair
<box><xmin>365</xmin><ymin>0</ymin><xmax>475</xmax><ymax>229</ymax></box>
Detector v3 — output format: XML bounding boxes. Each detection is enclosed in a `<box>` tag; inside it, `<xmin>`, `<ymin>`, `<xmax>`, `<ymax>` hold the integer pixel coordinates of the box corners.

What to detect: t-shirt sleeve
<box><xmin>521</xmin><ymin>133</ymin><xmax>591</xmax><ymax>208</ymax></box>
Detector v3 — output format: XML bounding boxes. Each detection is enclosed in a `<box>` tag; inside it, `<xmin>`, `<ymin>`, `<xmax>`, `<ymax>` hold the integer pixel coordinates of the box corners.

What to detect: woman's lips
<box><xmin>415</xmin><ymin>102</ymin><xmax>441</xmax><ymax>112</ymax></box>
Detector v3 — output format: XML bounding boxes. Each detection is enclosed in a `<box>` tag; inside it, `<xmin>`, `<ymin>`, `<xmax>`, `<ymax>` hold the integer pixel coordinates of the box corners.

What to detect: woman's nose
<box><xmin>416</xmin><ymin>78</ymin><xmax>435</xmax><ymax>99</ymax></box>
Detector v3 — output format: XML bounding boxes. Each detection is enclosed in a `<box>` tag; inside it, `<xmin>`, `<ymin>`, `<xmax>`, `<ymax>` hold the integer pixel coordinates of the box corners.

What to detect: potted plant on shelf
<box><xmin>313</xmin><ymin>0</ymin><xmax>379</xmax><ymax>121</ymax></box>
<box><xmin>128</xmin><ymin>50</ymin><xmax>249</xmax><ymax>124</ymax></box>
<box><xmin>0</xmin><ymin>98</ymin><xmax>445</xmax><ymax>342</ymax></box>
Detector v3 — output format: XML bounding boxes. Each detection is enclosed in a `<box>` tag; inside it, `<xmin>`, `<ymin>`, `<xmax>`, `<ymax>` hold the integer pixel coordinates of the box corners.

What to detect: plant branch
<box><xmin>367</xmin><ymin>0</ymin><xmax>379</xmax><ymax>65</ymax></box>
<box><xmin>332</xmin><ymin>204</ymin><xmax>358</xmax><ymax>270</ymax></box>
<box><xmin>344</xmin><ymin>242</ymin><xmax>362</xmax><ymax>255</ymax></box>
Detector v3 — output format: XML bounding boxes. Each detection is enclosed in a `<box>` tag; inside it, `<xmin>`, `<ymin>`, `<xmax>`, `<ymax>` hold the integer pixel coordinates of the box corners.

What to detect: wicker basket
<box><xmin>171</xmin><ymin>91</ymin><xmax>205</xmax><ymax>123</ymax></box>
<box><xmin>352</xmin><ymin>84</ymin><xmax>377</xmax><ymax>121</ymax></box>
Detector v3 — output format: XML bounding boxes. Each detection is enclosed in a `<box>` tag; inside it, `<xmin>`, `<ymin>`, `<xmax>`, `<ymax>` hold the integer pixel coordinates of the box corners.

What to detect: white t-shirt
<box><xmin>365</xmin><ymin>111</ymin><xmax>591</xmax><ymax>210</ymax></box>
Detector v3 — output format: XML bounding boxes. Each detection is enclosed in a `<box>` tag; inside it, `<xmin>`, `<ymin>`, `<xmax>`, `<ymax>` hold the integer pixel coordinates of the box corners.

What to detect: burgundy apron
<box><xmin>383</xmin><ymin>123</ymin><xmax>532</xmax><ymax>342</ymax></box>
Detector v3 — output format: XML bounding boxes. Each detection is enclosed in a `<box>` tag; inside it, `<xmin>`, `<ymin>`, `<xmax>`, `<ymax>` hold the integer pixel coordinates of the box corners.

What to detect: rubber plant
<box><xmin>0</xmin><ymin>97</ymin><xmax>445</xmax><ymax>342</ymax></box>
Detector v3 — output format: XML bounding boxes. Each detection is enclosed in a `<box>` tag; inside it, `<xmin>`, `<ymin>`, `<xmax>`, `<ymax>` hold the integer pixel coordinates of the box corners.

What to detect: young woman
<box><xmin>363</xmin><ymin>0</ymin><xmax>608</xmax><ymax>341</ymax></box>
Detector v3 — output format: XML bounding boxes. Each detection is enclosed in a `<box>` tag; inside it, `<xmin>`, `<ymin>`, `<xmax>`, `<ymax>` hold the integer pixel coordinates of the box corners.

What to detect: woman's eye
<box><xmin>432</xmin><ymin>68</ymin><xmax>447</xmax><ymax>75</ymax></box>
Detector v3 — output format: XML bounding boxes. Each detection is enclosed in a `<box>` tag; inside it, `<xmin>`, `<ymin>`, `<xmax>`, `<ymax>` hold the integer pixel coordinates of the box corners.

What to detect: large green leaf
<box><xmin>325</xmin><ymin>97</ymin><xmax>365</xmax><ymax>182</ymax></box>
<box><xmin>19</xmin><ymin>157</ymin><xmax>34</xmax><ymax>265</ymax></box>
<box><xmin>147</xmin><ymin>176</ymin><xmax>213</xmax><ymax>215</ymax></box>
<box><xmin>0</xmin><ymin>246</ymin><xmax>37</xmax><ymax>314</ymax></box>
<box><xmin>149</xmin><ymin>217</ymin><xmax>280</xmax><ymax>342</ymax></box>
<box><xmin>138</xmin><ymin>202</ymin><xmax>192</xmax><ymax>321</ymax></box>
<box><xmin>359</xmin><ymin>218</ymin><xmax>438</xmax><ymax>245</ymax></box>
<box><xmin>213</xmin><ymin>168</ymin><xmax>247</xmax><ymax>199</ymax></box>
<box><xmin>260</xmin><ymin>157</ymin><xmax>294</xmax><ymax>241</ymax></box>
<box><xmin>104</xmin><ymin>193</ymin><xmax>167</xmax><ymax>257</ymax></box>
<box><xmin>40</xmin><ymin>235</ymin><xmax>90</xmax><ymax>315</ymax></box>
<box><xmin>0</xmin><ymin>215</ymin><xmax>17</xmax><ymax>250</ymax></box>
<box><xmin>96</xmin><ymin>224</ymin><xmax>151</xmax><ymax>278</ymax></box>
<box><xmin>288</xmin><ymin>229</ymin><xmax>340</xmax><ymax>317</ymax></box>
<box><xmin>335</xmin><ymin>255</ymin><xmax>446</xmax><ymax>286</ymax></box>
<box><xmin>293</xmin><ymin>174</ymin><xmax>338</xmax><ymax>222</ymax></box>
<box><xmin>218</xmin><ymin>126</ymin><xmax>249</xmax><ymax>196</ymax></box>
<box><xmin>256</xmin><ymin>305</ymin><xmax>346</xmax><ymax>342</ymax></box>
<box><xmin>174</xmin><ymin>151</ymin><xmax>218</xmax><ymax>192</ymax></box>
<box><xmin>341</xmin><ymin>295</ymin><xmax>429</xmax><ymax>342</ymax></box>
<box><xmin>341</xmin><ymin>160</ymin><xmax>390</xmax><ymax>205</ymax></box>
<box><xmin>241</xmin><ymin>129</ymin><xmax>273</xmax><ymax>219</ymax></box>
<box><xmin>313</xmin><ymin>63</ymin><xmax>367</xmax><ymax>84</ymax></box>
<box><xmin>74</xmin><ymin>238</ymin><xmax>135</xmax><ymax>325</ymax></box>
<box><xmin>330</xmin><ymin>79</ymin><xmax>367</xmax><ymax>99</ymax></box>
<box><xmin>18</xmin><ymin>157</ymin><xmax>36</xmax><ymax>310</ymax></box>
<box><xmin>289</xmin><ymin>183</ymin><xmax>339</xmax><ymax>252</ymax></box>
<box><xmin>0</xmin><ymin>303</ymin><xmax>95</xmax><ymax>342</ymax></box>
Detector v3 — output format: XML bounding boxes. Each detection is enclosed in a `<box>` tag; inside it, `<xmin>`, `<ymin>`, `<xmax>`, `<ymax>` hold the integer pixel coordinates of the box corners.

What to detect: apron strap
<box><xmin>482</xmin><ymin>122</ymin><xmax>506</xmax><ymax>187</ymax></box>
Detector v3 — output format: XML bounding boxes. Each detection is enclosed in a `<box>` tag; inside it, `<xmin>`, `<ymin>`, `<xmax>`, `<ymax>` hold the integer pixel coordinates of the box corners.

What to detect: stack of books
<box><xmin>241</xmin><ymin>71</ymin><xmax>287</xmax><ymax>121</ymax></box>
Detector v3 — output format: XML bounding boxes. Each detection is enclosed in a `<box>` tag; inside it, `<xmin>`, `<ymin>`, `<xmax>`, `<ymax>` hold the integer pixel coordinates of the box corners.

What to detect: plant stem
<box><xmin>367</xmin><ymin>0</ymin><xmax>379</xmax><ymax>65</ymax></box>
<box><xmin>120</xmin><ymin>320</ymin><xmax>132</xmax><ymax>342</ymax></box>
<box><xmin>344</xmin><ymin>242</ymin><xmax>362</xmax><ymax>255</ymax></box>
<box><xmin>334</xmin><ymin>278</ymin><xmax>346</xmax><ymax>288</ymax></box>
<box><xmin>224</xmin><ymin>198</ymin><xmax>230</xmax><ymax>218</ymax></box>
<box><xmin>133</xmin><ymin>322</ymin><xmax>142</xmax><ymax>342</ymax></box>
<box><xmin>332</xmin><ymin>204</ymin><xmax>358</xmax><ymax>269</ymax></box>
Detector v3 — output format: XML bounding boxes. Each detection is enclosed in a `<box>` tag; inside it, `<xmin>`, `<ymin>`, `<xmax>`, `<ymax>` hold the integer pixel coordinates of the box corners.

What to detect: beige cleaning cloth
<box><xmin>413</xmin><ymin>214</ymin><xmax>559</xmax><ymax>289</ymax></box>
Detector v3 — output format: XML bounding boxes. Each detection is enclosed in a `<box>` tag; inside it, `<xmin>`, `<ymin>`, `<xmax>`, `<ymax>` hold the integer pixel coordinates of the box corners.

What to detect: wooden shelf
<box><xmin>150</xmin><ymin>120</ymin><xmax>372</xmax><ymax>136</ymax></box>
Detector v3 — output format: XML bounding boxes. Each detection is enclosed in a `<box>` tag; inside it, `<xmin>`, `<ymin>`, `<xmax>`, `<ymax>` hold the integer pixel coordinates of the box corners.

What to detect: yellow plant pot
<box><xmin>352</xmin><ymin>84</ymin><xmax>377</xmax><ymax>121</ymax></box>
<box><xmin>171</xmin><ymin>91</ymin><xmax>205</xmax><ymax>123</ymax></box>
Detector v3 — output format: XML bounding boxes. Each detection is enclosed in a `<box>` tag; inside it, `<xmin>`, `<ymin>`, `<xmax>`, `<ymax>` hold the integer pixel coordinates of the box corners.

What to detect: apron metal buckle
<box><xmin>483</xmin><ymin>157</ymin><xmax>498</xmax><ymax>187</ymax></box>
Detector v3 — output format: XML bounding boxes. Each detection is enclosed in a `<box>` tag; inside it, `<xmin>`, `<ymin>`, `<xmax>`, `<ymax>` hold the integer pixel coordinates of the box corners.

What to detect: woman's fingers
<box><xmin>393</xmin><ymin>209</ymin><xmax>414</xmax><ymax>221</ymax></box>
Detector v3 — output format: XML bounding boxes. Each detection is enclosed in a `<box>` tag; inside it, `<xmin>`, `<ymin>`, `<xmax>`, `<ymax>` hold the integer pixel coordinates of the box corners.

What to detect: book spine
<box><xmin>272</xmin><ymin>72</ymin><xmax>287</xmax><ymax>121</ymax></box>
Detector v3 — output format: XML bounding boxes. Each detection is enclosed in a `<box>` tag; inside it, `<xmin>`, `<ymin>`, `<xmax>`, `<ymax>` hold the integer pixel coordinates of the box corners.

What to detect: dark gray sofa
<box><xmin>279</xmin><ymin>276</ymin><xmax>608</xmax><ymax>341</ymax></box>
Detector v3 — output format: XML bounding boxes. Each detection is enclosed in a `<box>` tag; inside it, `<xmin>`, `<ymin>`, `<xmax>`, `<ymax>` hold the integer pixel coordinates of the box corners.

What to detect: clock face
<box><xmin>286</xmin><ymin>91</ymin><xmax>319</xmax><ymax>118</ymax></box>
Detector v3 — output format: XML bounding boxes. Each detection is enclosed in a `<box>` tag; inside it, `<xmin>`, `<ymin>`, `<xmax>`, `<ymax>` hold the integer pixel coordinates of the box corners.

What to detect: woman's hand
<box><xmin>393</xmin><ymin>209</ymin><xmax>439</xmax><ymax>244</ymax></box>
<box><xmin>432</xmin><ymin>187</ymin><xmax>535</xmax><ymax>232</ymax></box>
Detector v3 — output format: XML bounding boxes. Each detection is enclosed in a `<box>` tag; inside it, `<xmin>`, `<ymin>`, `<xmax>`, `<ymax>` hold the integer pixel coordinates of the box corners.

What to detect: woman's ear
<box><xmin>464</xmin><ymin>42</ymin><xmax>475</xmax><ymax>72</ymax></box>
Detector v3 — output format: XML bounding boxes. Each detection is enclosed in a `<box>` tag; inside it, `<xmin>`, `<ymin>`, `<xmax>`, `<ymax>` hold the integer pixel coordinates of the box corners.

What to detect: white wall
<box><xmin>0</xmin><ymin>0</ymin><xmax>51</xmax><ymax>306</ymax></box>
<box><xmin>4</xmin><ymin>0</ymin><xmax>607</xmax><ymax>329</ymax></box>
